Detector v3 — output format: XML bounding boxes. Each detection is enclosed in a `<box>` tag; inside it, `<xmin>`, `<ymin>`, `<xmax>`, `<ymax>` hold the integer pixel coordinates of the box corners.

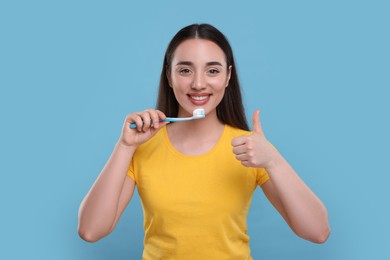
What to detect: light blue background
<box><xmin>1</xmin><ymin>0</ymin><xmax>389</xmax><ymax>259</ymax></box>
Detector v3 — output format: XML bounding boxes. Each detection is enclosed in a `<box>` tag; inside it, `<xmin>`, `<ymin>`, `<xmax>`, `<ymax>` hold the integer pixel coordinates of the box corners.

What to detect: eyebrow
<box><xmin>175</xmin><ymin>61</ymin><xmax>224</xmax><ymax>67</ymax></box>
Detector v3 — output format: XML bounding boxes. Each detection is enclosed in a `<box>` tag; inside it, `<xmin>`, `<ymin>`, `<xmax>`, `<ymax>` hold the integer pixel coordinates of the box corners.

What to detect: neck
<box><xmin>166</xmin><ymin>110</ymin><xmax>225</xmax><ymax>156</ymax></box>
<box><xmin>167</xmin><ymin>110</ymin><xmax>224</xmax><ymax>140</ymax></box>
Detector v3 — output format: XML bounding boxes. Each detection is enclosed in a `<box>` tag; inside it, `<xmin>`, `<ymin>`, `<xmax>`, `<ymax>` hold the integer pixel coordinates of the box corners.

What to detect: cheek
<box><xmin>171</xmin><ymin>76</ymin><xmax>191</xmax><ymax>90</ymax></box>
<box><xmin>214</xmin><ymin>87</ymin><xmax>227</xmax><ymax>104</ymax></box>
<box><xmin>210</xmin><ymin>75</ymin><xmax>229</xmax><ymax>88</ymax></box>
<box><xmin>212</xmin><ymin>79</ymin><xmax>228</xmax><ymax>93</ymax></box>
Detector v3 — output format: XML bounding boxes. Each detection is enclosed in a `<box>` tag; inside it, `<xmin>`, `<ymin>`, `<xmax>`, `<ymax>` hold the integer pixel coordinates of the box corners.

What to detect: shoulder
<box><xmin>224</xmin><ymin>124</ymin><xmax>251</xmax><ymax>138</ymax></box>
<box><xmin>134</xmin><ymin>126</ymin><xmax>166</xmax><ymax>155</ymax></box>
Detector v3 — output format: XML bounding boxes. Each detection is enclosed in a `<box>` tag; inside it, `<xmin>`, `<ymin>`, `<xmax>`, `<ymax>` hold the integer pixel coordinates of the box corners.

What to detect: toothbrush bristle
<box><xmin>193</xmin><ymin>108</ymin><xmax>205</xmax><ymax>118</ymax></box>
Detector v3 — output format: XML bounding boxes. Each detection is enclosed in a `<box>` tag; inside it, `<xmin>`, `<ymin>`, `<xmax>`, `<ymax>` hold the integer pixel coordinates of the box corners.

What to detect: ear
<box><xmin>226</xmin><ymin>65</ymin><xmax>232</xmax><ymax>87</ymax></box>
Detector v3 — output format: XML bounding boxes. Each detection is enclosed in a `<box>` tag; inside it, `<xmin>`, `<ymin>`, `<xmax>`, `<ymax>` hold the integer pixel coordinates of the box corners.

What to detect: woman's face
<box><xmin>168</xmin><ymin>39</ymin><xmax>231</xmax><ymax>117</ymax></box>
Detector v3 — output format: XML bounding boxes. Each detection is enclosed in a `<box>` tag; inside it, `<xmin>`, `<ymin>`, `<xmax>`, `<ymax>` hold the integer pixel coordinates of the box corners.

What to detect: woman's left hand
<box><xmin>233</xmin><ymin>110</ymin><xmax>330</xmax><ymax>243</ymax></box>
<box><xmin>231</xmin><ymin>110</ymin><xmax>277</xmax><ymax>169</ymax></box>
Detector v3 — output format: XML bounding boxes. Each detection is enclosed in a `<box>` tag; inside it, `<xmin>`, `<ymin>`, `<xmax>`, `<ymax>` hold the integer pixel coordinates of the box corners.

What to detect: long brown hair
<box><xmin>156</xmin><ymin>23</ymin><xmax>249</xmax><ymax>131</ymax></box>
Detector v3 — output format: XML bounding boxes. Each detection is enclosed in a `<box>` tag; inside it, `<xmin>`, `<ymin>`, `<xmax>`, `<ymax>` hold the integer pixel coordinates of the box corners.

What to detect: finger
<box><xmin>156</xmin><ymin>121</ymin><xmax>169</xmax><ymax>129</ymax></box>
<box><xmin>125</xmin><ymin>114</ymin><xmax>134</xmax><ymax>127</ymax></box>
<box><xmin>154</xmin><ymin>109</ymin><xmax>169</xmax><ymax>128</ymax></box>
<box><xmin>146</xmin><ymin>109</ymin><xmax>160</xmax><ymax>129</ymax></box>
<box><xmin>239</xmin><ymin>160</ymin><xmax>250</xmax><ymax>167</ymax></box>
<box><xmin>140</xmin><ymin>112</ymin><xmax>152</xmax><ymax>131</ymax></box>
<box><xmin>134</xmin><ymin>115</ymin><xmax>144</xmax><ymax>132</ymax></box>
<box><xmin>151</xmin><ymin>115</ymin><xmax>159</xmax><ymax>129</ymax></box>
<box><xmin>156</xmin><ymin>110</ymin><xmax>167</xmax><ymax>120</ymax></box>
<box><xmin>232</xmin><ymin>145</ymin><xmax>247</xmax><ymax>155</ymax></box>
<box><xmin>231</xmin><ymin>136</ymin><xmax>248</xmax><ymax>147</ymax></box>
<box><xmin>235</xmin><ymin>153</ymin><xmax>250</xmax><ymax>162</ymax></box>
<box><xmin>252</xmin><ymin>109</ymin><xmax>263</xmax><ymax>135</ymax></box>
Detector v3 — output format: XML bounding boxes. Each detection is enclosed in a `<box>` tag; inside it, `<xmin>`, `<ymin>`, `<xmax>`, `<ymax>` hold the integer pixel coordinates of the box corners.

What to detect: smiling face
<box><xmin>168</xmin><ymin>39</ymin><xmax>232</xmax><ymax>118</ymax></box>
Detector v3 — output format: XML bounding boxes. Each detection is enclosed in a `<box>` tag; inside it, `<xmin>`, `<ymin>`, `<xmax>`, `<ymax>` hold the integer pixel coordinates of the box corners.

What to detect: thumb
<box><xmin>252</xmin><ymin>109</ymin><xmax>263</xmax><ymax>135</ymax></box>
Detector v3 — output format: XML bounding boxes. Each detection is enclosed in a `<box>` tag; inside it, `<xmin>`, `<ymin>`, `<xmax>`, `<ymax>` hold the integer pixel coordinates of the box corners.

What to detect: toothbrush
<box><xmin>130</xmin><ymin>108</ymin><xmax>206</xmax><ymax>129</ymax></box>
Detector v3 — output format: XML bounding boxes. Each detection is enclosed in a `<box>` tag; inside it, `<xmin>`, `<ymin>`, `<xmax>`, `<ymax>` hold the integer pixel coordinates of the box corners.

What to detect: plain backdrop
<box><xmin>1</xmin><ymin>0</ymin><xmax>389</xmax><ymax>259</ymax></box>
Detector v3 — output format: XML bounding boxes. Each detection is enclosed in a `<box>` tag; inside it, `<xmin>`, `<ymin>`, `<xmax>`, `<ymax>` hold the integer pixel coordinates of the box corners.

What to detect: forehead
<box><xmin>172</xmin><ymin>39</ymin><xmax>226</xmax><ymax>64</ymax></box>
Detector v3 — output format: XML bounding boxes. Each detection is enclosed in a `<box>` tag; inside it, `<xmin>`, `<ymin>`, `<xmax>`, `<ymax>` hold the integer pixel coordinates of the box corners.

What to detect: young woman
<box><xmin>78</xmin><ymin>23</ymin><xmax>330</xmax><ymax>259</ymax></box>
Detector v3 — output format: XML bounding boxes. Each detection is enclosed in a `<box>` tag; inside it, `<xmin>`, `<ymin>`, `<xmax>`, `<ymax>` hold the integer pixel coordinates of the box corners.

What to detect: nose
<box><xmin>191</xmin><ymin>72</ymin><xmax>206</xmax><ymax>90</ymax></box>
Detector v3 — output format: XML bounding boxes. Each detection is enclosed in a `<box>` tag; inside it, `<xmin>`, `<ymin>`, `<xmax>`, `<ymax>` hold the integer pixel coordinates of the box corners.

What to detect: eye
<box><xmin>179</xmin><ymin>68</ymin><xmax>191</xmax><ymax>75</ymax></box>
<box><xmin>208</xmin><ymin>69</ymin><xmax>220</xmax><ymax>75</ymax></box>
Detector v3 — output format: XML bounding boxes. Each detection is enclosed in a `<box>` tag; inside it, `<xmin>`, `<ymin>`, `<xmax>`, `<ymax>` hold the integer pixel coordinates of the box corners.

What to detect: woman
<box><xmin>78</xmin><ymin>23</ymin><xmax>330</xmax><ymax>259</ymax></box>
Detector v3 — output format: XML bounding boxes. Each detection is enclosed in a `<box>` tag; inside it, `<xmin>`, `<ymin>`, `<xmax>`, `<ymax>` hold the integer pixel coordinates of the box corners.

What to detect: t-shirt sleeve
<box><xmin>256</xmin><ymin>168</ymin><xmax>270</xmax><ymax>186</ymax></box>
<box><xmin>127</xmin><ymin>158</ymin><xmax>136</xmax><ymax>182</ymax></box>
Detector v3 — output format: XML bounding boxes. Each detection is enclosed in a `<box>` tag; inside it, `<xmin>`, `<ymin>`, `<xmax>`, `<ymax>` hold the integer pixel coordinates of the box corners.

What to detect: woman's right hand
<box><xmin>119</xmin><ymin>109</ymin><xmax>168</xmax><ymax>148</ymax></box>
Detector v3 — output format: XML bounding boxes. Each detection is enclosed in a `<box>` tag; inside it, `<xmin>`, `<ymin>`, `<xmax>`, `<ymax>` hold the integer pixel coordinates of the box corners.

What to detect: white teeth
<box><xmin>191</xmin><ymin>96</ymin><xmax>208</xmax><ymax>101</ymax></box>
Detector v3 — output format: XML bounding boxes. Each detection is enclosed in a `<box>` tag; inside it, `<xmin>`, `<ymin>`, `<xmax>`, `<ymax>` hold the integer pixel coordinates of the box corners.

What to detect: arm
<box><xmin>232</xmin><ymin>110</ymin><xmax>330</xmax><ymax>243</ymax></box>
<box><xmin>78</xmin><ymin>143</ymin><xmax>136</xmax><ymax>242</ymax></box>
<box><xmin>78</xmin><ymin>109</ymin><xmax>168</xmax><ymax>242</ymax></box>
<box><xmin>261</xmin><ymin>155</ymin><xmax>330</xmax><ymax>243</ymax></box>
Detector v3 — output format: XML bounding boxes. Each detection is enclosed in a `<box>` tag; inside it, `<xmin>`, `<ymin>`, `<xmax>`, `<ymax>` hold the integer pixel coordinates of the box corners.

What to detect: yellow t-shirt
<box><xmin>127</xmin><ymin>124</ymin><xmax>269</xmax><ymax>259</ymax></box>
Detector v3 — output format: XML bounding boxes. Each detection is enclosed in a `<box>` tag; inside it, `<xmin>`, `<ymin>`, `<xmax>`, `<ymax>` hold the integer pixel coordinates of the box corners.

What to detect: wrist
<box><xmin>264</xmin><ymin>151</ymin><xmax>284</xmax><ymax>173</ymax></box>
<box><xmin>116</xmin><ymin>141</ymin><xmax>138</xmax><ymax>154</ymax></box>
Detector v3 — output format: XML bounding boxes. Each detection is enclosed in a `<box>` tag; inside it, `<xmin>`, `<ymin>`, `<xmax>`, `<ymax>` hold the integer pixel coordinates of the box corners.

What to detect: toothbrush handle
<box><xmin>129</xmin><ymin>116</ymin><xmax>198</xmax><ymax>129</ymax></box>
<box><xmin>129</xmin><ymin>118</ymin><xmax>171</xmax><ymax>129</ymax></box>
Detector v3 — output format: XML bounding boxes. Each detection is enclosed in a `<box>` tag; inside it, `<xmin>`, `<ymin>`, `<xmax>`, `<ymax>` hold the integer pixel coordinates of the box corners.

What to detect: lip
<box><xmin>187</xmin><ymin>93</ymin><xmax>211</xmax><ymax>106</ymax></box>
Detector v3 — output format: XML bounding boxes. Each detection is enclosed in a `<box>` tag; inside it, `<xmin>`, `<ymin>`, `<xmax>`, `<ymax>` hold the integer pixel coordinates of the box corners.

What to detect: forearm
<box><xmin>78</xmin><ymin>142</ymin><xmax>136</xmax><ymax>240</ymax></box>
<box><xmin>266</xmin><ymin>152</ymin><xmax>330</xmax><ymax>243</ymax></box>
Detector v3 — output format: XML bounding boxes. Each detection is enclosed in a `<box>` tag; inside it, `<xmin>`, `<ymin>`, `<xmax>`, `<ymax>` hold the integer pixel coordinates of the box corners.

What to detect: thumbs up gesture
<box><xmin>231</xmin><ymin>110</ymin><xmax>276</xmax><ymax>169</ymax></box>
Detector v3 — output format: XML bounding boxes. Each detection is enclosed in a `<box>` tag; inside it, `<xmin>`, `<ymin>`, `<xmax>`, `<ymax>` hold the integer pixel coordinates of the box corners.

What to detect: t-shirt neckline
<box><xmin>162</xmin><ymin>124</ymin><xmax>227</xmax><ymax>159</ymax></box>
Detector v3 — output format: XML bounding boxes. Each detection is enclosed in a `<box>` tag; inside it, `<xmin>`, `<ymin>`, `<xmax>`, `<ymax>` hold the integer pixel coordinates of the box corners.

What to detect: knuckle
<box><xmin>151</xmin><ymin>113</ymin><xmax>159</xmax><ymax>120</ymax></box>
<box><xmin>126</xmin><ymin>114</ymin><xmax>135</xmax><ymax>120</ymax></box>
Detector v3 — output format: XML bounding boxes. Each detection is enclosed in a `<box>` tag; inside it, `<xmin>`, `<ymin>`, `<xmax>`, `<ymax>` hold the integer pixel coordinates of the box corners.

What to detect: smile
<box><xmin>191</xmin><ymin>96</ymin><xmax>208</xmax><ymax>101</ymax></box>
<box><xmin>188</xmin><ymin>94</ymin><xmax>211</xmax><ymax>105</ymax></box>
